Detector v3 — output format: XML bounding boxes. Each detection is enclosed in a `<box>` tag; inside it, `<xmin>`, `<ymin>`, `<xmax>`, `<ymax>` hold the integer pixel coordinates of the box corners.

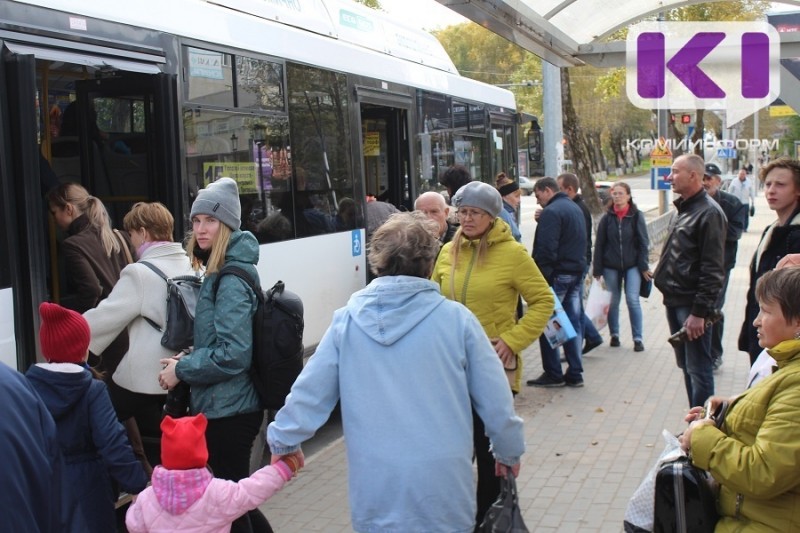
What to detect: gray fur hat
<box><xmin>451</xmin><ymin>181</ymin><xmax>502</xmax><ymax>218</ymax></box>
<box><xmin>190</xmin><ymin>177</ymin><xmax>241</xmax><ymax>230</ymax></box>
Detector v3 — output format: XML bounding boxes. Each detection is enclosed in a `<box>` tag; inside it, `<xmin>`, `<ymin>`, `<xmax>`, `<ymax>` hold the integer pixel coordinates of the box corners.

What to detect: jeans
<box><xmin>603</xmin><ymin>267</ymin><xmax>644</xmax><ymax>342</ymax></box>
<box><xmin>539</xmin><ymin>273</ymin><xmax>584</xmax><ymax>381</ymax></box>
<box><xmin>666</xmin><ymin>305</ymin><xmax>715</xmax><ymax>408</ymax></box>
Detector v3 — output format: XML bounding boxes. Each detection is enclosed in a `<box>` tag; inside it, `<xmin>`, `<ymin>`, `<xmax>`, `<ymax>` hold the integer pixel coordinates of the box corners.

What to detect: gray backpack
<box><xmin>141</xmin><ymin>262</ymin><xmax>202</xmax><ymax>351</ymax></box>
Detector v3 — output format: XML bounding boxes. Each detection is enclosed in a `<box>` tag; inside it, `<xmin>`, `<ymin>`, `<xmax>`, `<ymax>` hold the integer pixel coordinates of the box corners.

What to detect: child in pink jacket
<box><xmin>126</xmin><ymin>414</ymin><xmax>299</xmax><ymax>532</ymax></box>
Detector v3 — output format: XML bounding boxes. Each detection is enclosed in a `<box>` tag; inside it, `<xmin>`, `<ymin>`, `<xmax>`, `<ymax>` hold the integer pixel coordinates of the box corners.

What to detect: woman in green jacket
<box><xmin>681</xmin><ymin>266</ymin><xmax>800</xmax><ymax>532</ymax></box>
<box><xmin>431</xmin><ymin>181</ymin><xmax>553</xmax><ymax>527</ymax></box>
<box><xmin>159</xmin><ymin>178</ymin><xmax>267</xmax><ymax>533</ymax></box>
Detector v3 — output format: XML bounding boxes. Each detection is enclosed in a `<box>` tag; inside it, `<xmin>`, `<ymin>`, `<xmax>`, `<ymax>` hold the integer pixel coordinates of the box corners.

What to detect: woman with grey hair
<box><xmin>268</xmin><ymin>212</ymin><xmax>525</xmax><ymax>533</ymax></box>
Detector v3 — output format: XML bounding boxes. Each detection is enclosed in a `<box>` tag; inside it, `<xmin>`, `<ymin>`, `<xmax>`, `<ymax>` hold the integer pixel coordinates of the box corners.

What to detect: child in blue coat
<box><xmin>26</xmin><ymin>302</ymin><xmax>147</xmax><ymax>532</ymax></box>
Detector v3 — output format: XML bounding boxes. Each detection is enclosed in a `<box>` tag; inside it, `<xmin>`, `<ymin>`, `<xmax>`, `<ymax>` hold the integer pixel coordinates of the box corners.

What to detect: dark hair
<box><xmin>439</xmin><ymin>165</ymin><xmax>472</xmax><ymax>196</ymax></box>
<box><xmin>610</xmin><ymin>182</ymin><xmax>633</xmax><ymax>206</ymax></box>
<box><xmin>755</xmin><ymin>266</ymin><xmax>800</xmax><ymax>324</ymax></box>
<box><xmin>534</xmin><ymin>176</ymin><xmax>559</xmax><ymax>193</ymax></box>
<box><xmin>557</xmin><ymin>173</ymin><xmax>579</xmax><ymax>191</ymax></box>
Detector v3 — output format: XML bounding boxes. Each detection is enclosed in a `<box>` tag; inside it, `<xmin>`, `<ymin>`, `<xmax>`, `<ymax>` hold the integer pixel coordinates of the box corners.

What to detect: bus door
<box><xmin>0</xmin><ymin>50</ymin><xmax>46</xmax><ymax>369</ymax></box>
<box><xmin>357</xmin><ymin>89</ymin><xmax>412</xmax><ymax>211</ymax></box>
<box><xmin>489</xmin><ymin>113</ymin><xmax>518</xmax><ymax>180</ymax></box>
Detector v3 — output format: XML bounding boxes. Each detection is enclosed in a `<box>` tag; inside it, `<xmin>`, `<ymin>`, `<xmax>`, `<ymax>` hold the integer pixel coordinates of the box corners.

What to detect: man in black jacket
<box><xmin>654</xmin><ymin>154</ymin><xmax>727</xmax><ymax>408</ymax></box>
<box><xmin>528</xmin><ymin>177</ymin><xmax>587</xmax><ymax>388</ymax></box>
<box><xmin>703</xmin><ymin>163</ymin><xmax>746</xmax><ymax>370</ymax></box>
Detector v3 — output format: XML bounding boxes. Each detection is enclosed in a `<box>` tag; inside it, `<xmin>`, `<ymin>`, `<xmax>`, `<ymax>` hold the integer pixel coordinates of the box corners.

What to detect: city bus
<box><xmin>0</xmin><ymin>0</ymin><xmax>529</xmax><ymax>371</ymax></box>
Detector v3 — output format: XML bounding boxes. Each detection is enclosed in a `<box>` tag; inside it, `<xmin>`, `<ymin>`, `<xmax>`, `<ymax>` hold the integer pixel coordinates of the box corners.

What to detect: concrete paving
<box><xmin>259</xmin><ymin>190</ymin><xmax>771</xmax><ymax>532</ymax></box>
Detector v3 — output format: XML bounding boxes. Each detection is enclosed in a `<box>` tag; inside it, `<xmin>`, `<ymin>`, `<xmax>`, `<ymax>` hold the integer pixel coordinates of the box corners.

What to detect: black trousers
<box><xmin>206</xmin><ymin>411</ymin><xmax>272</xmax><ymax>533</ymax></box>
<box><xmin>473</xmin><ymin>409</ymin><xmax>500</xmax><ymax>528</ymax></box>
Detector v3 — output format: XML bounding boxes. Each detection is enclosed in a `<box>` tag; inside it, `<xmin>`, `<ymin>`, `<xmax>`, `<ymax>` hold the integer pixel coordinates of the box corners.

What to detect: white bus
<box><xmin>0</xmin><ymin>0</ymin><xmax>528</xmax><ymax>370</ymax></box>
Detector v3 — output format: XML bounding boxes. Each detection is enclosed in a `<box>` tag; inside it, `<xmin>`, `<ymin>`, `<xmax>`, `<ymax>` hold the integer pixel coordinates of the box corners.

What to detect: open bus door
<box><xmin>47</xmin><ymin>72</ymin><xmax>180</xmax><ymax>307</ymax></box>
<box><xmin>0</xmin><ymin>50</ymin><xmax>47</xmax><ymax>369</ymax></box>
<box><xmin>357</xmin><ymin>89</ymin><xmax>413</xmax><ymax>212</ymax></box>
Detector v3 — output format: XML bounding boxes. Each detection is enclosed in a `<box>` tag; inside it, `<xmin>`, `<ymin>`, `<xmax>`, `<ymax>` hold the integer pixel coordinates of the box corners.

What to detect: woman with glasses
<box><xmin>592</xmin><ymin>182</ymin><xmax>651</xmax><ymax>351</ymax></box>
<box><xmin>431</xmin><ymin>181</ymin><xmax>552</xmax><ymax>527</ymax></box>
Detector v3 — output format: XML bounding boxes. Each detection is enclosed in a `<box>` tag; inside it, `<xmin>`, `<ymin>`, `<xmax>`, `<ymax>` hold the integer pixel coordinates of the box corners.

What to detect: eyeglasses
<box><xmin>456</xmin><ymin>208</ymin><xmax>489</xmax><ymax>220</ymax></box>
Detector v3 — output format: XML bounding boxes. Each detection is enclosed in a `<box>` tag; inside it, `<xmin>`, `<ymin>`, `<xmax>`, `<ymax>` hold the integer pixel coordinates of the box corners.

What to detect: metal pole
<box><xmin>542</xmin><ymin>61</ymin><xmax>563</xmax><ymax>178</ymax></box>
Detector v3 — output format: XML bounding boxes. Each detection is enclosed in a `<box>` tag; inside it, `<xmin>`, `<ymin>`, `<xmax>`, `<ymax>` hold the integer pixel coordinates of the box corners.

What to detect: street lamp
<box><xmin>230</xmin><ymin>133</ymin><xmax>238</xmax><ymax>152</ymax></box>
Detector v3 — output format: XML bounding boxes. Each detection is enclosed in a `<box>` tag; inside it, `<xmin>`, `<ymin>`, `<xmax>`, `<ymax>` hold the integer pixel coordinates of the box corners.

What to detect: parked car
<box><xmin>595</xmin><ymin>180</ymin><xmax>613</xmax><ymax>203</ymax></box>
<box><xmin>518</xmin><ymin>176</ymin><xmax>534</xmax><ymax>196</ymax></box>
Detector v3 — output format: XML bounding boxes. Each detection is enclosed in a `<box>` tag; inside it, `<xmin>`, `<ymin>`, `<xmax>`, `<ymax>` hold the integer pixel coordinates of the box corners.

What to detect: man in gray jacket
<box><xmin>654</xmin><ymin>154</ymin><xmax>727</xmax><ymax>408</ymax></box>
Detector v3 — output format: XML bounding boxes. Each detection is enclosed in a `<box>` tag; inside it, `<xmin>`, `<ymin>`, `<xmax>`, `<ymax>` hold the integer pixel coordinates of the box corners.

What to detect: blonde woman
<box><xmin>158</xmin><ymin>178</ymin><xmax>267</xmax><ymax>533</ymax></box>
<box><xmin>430</xmin><ymin>181</ymin><xmax>552</xmax><ymax>526</ymax></box>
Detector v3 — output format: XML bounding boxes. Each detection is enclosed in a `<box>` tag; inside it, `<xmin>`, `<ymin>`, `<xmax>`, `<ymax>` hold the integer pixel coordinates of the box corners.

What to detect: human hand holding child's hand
<box><xmin>272</xmin><ymin>450</ymin><xmax>305</xmax><ymax>478</ymax></box>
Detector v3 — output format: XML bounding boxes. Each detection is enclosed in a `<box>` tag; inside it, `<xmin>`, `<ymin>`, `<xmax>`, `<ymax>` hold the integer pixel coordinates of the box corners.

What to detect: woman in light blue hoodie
<box><xmin>268</xmin><ymin>212</ymin><xmax>525</xmax><ymax>533</ymax></box>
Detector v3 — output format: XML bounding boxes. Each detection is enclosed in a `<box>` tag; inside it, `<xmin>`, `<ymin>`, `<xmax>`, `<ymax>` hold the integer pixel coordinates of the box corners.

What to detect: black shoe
<box><xmin>583</xmin><ymin>338</ymin><xmax>602</xmax><ymax>355</ymax></box>
<box><xmin>634</xmin><ymin>341</ymin><xmax>645</xmax><ymax>352</ymax></box>
<box><xmin>610</xmin><ymin>336</ymin><xmax>620</xmax><ymax>347</ymax></box>
<box><xmin>712</xmin><ymin>357</ymin><xmax>723</xmax><ymax>371</ymax></box>
<box><xmin>565</xmin><ymin>378</ymin><xmax>584</xmax><ymax>388</ymax></box>
<box><xmin>527</xmin><ymin>373</ymin><xmax>566</xmax><ymax>387</ymax></box>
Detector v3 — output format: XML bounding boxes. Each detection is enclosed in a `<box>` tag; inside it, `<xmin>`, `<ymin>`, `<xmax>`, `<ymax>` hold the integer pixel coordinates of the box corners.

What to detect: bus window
<box><xmin>183</xmin><ymin>109</ymin><xmax>290</xmax><ymax>240</ymax></box>
<box><xmin>184</xmin><ymin>47</ymin><xmax>234</xmax><ymax>107</ymax></box>
<box><xmin>235</xmin><ymin>56</ymin><xmax>284</xmax><ymax>112</ymax></box>
<box><xmin>285</xmin><ymin>63</ymin><xmax>355</xmax><ymax>239</ymax></box>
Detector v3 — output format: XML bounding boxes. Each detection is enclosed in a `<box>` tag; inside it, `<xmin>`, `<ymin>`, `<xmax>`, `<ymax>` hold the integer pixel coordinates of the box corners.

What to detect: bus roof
<box><xmin>14</xmin><ymin>0</ymin><xmax>516</xmax><ymax>109</ymax></box>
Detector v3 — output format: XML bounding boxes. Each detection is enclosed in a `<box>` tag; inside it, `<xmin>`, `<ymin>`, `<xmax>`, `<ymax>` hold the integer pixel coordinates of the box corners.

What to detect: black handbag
<box><xmin>640</xmin><ymin>275</ymin><xmax>653</xmax><ymax>298</ymax></box>
<box><xmin>478</xmin><ymin>470</ymin><xmax>529</xmax><ymax>533</ymax></box>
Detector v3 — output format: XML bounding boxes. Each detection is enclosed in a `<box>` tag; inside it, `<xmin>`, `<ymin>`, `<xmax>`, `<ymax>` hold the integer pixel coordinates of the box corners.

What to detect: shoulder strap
<box><xmin>140</xmin><ymin>261</ymin><xmax>169</xmax><ymax>281</ymax></box>
<box><xmin>213</xmin><ymin>265</ymin><xmax>263</xmax><ymax>302</ymax></box>
<box><xmin>114</xmin><ymin>229</ymin><xmax>134</xmax><ymax>265</ymax></box>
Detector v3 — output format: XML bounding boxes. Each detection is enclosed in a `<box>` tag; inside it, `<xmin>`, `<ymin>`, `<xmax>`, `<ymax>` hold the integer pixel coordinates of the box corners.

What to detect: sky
<box><xmin>379</xmin><ymin>0</ymin><xmax>467</xmax><ymax>31</ymax></box>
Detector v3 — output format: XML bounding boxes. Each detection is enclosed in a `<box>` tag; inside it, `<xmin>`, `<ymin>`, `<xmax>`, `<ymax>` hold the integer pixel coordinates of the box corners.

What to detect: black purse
<box><xmin>477</xmin><ymin>470</ymin><xmax>529</xmax><ymax>533</ymax></box>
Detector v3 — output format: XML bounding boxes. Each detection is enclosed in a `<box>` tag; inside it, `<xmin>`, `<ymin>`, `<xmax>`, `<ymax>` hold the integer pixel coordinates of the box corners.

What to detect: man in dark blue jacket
<box><xmin>528</xmin><ymin>177</ymin><xmax>588</xmax><ymax>388</ymax></box>
<box><xmin>0</xmin><ymin>363</ymin><xmax>62</xmax><ymax>532</ymax></box>
<box><xmin>703</xmin><ymin>163</ymin><xmax>746</xmax><ymax>370</ymax></box>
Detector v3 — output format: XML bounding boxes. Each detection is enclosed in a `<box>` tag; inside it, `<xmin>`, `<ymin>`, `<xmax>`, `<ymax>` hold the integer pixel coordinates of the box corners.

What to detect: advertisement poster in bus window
<box><xmin>202</xmin><ymin>162</ymin><xmax>258</xmax><ymax>194</ymax></box>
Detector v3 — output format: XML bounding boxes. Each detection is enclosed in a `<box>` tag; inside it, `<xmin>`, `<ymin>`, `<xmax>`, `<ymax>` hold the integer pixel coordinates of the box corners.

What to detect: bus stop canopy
<box><xmin>435</xmin><ymin>0</ymin><xmax>800</xmax><ymax>67</ymax></box>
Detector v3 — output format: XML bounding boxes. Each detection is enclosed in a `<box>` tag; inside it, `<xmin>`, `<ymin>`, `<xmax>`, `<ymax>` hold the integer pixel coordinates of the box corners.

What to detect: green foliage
<box><xmin>352</xmin><ymin>0</ymin><xmax>381</xmax><ymax>9</ymax></box>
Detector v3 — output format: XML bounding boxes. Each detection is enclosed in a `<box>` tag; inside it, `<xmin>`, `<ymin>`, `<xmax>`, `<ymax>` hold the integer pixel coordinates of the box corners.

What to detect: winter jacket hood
<box><xmin>25</xmin><ymin>363</ymin><xmax>92</xmax><ymax>420</ymax></box>
<box><xmin>348</xmin><ymin>276</ymin><xmax>444</xmax><ymax>346</ymax></box>
<box><xmin>152</xmin><ymin>466</ymin><xmax>213</xmax><ymax>515</ymax></box>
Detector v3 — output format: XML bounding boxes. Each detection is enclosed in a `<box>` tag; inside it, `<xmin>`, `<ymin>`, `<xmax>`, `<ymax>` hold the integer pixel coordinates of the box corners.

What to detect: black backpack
<box><xmin>213</xmin><ymin>265</ymin><xmax>304</xmax><ymax>410</ymax></box>
<box><xmin>141</xmin><ymin>262</ymin><xmax>203</xmax><ymax>351</ymax></box>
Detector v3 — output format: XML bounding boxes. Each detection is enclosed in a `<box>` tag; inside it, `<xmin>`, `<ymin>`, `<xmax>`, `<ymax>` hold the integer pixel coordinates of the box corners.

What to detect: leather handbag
<box><xmin>640</xmin><ymin>274</ymin><xmax>652</xmax><ymax>299</ymax></box>
<box><xmin>478</xmin><ymin>470</ymin><xmax>529</xmax><ymax>533</ymax></box>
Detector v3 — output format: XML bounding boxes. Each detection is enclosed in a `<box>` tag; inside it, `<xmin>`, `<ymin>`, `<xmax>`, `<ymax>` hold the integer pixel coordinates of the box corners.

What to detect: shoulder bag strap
<box><xmin>212</xmin><ymin>265</ymin><xmax>263</xmax><ymax>303</ymax></box>
<box><xmin>139</xmin><ymin>261</ymin><xmax>168</xmax><ymax>332</ymax></box>
<box><xmin>114</xmin><ymin>229</ymin><xmax>134</xmax><ymax>265</ymax></box>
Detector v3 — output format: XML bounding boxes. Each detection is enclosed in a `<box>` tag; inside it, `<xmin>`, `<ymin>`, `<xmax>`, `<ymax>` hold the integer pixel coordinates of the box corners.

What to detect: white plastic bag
<box><xmin>623</xmin><ymin>430</ymin><xmax>685</xmax><ymax>532</ymax></box>
<box><xmin>585</xmin><ymin>279</ymin><xmax>611</xmax><ymax>331</ymax></box>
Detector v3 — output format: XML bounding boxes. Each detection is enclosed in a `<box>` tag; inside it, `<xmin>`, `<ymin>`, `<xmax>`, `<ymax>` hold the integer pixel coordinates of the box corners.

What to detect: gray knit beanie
<box><xmin>190</xmin><ymin>177</ymin><xmax>241</xmax><ymax>230</ymax></box>
<box><xmin>451</xmin><ymin>181</ymin><xmax>502</xmax><ymax>218</ymax></box>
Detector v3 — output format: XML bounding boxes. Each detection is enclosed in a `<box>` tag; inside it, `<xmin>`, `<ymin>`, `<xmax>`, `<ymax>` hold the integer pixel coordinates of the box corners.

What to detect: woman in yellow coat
<box><xmin>431</xmin><ymin>180</ymin><xmax>552</xmax><ymax>527</ymax></box>
<box><xmin>680</xmin><ymin>266</ymin><xmax>800</xmax><ymax>532</ymax></box>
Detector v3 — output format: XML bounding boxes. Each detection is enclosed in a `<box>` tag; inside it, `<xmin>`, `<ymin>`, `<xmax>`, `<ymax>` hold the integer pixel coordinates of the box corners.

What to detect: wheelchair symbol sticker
<box><xmin>352</xmin><ymin>230</ymin><xmax>362</xmax><ymax>257</ymax></box>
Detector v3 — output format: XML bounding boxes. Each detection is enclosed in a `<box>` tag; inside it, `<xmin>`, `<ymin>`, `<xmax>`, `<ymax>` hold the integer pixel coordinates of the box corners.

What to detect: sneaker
<box><xmin>583</xmin><ymin>338</ymin><xmax>602</xmax><ymax>355</ymax></box>
<box><xmin>526</xmin><ymin>373</ymin><xmax>566</xmax><ymax>387</ymax></box>
<box><xmin>712</xmin><ymin>357</ymin><xmax>723</xmax><ymax>371</ymax></box>
<box><xmin>610</xmin><ymin>336</ymin><xmax>620</xmax><ymax>347</ymax></box>
<box><xmin>634</xmin><ymin>341</ymin><xmax>645</xmax><ymax>352</ymax></box>
<box><xmin>565</xmin><ymin>378</ymin><xmax>584</xmax><ymax>388</ymax></box>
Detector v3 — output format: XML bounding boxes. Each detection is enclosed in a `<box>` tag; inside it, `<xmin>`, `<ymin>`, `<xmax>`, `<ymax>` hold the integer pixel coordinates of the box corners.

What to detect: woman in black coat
<box><xmin>592</xmin><ymin>182</ymin><xmax>652</xmax><ymax>351</ymax></box>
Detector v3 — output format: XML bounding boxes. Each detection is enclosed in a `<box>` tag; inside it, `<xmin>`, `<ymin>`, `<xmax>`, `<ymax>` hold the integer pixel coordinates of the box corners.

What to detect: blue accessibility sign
<box><xmin>352</xmin><ymin>230</ymin><xmax>362</xmax><ymax>257</ymax></box>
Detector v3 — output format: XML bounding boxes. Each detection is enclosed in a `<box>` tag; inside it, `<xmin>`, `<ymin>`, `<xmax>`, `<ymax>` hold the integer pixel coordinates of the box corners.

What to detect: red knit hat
<box><xmin>161</xmin><ymin>414</ymin><xmax>209</xmax><ymax>470</ymax></box>
<box><xmin>38</xmin><ymin>302</ymin><xmax>91</xmax><ymax>364</ymax></box>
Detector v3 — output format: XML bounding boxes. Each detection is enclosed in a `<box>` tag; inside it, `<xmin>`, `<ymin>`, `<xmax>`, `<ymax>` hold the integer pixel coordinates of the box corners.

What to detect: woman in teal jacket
<box><xmin>681</xmin><ymin>266</ymin><xmax>800</xmax><ymax>532</ymax></box>
<box><xmin>159</xmin><ymin>178</ymin><xmax>266</xmax><ymax>533</ymax></box>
